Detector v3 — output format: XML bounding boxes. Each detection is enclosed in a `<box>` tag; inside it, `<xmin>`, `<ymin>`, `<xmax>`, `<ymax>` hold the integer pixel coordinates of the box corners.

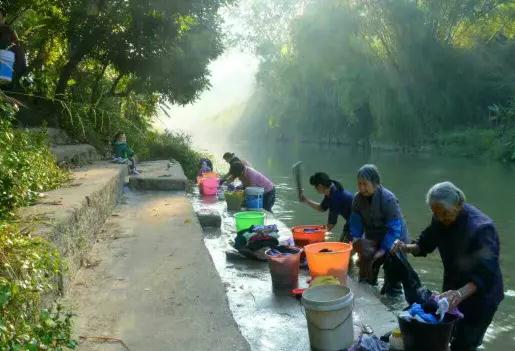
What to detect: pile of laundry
<box><xmin>399</xmin><ymin>294</ymin><xmax>464</xmax><ymax>324</ymax></box>
<box><xmin>348</xmin><ymin>334</ymin><xmax>389</xmax><ymax>351</ymax></box>
<box><xmin>234</xmin><ymin>224</ymin><xmax>280</xmax><ymax>261</ymax></box>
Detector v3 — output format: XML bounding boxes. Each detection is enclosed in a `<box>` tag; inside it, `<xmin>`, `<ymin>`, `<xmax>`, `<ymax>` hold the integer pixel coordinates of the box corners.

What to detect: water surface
<box><xmin>202</xmin><ymin>141</ymin><xmax>514</xmax><ymax>350</ymax></box>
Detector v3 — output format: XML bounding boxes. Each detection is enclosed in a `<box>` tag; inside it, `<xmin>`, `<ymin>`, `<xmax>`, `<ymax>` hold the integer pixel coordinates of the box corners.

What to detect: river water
<box><xmin>197</xmin><ymin>140</ymin><xmax>514</xmax><ymax>350</ymax></box>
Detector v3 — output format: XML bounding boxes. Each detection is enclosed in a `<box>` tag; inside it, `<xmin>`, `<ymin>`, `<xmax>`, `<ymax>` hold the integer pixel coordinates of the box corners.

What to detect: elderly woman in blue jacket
<box><xmin>350</xmin><ymin>164</ymin><xmax>420</xmax><ymax>299</ymax></box>
<box><xmin>392</xmin><ymin>182</ymin><xmax>504</xmax><ymax>351</ymax></box>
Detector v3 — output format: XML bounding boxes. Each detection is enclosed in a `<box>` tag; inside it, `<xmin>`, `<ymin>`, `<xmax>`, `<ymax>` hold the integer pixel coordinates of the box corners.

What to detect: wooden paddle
<box><xmin>292</xmin><ymin>161</ymin><xmax>303</xmax><ymax>201</ymax></box>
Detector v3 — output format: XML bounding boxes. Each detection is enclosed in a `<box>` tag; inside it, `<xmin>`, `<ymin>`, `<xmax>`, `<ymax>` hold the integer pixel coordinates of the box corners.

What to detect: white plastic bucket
<box><xmin>0</xmin><ymin>50</ymin><xmax>15</xmax><ymax>82</ymax></box>
<box><xmin>302</xmin><ymin>285</ymin><xmax>354</xmax><ymax>351</ymax></box>
<box><xmin>245</xmin><ymin>187</ymin><xmax>264</xmax><ymax>209</ymax></box>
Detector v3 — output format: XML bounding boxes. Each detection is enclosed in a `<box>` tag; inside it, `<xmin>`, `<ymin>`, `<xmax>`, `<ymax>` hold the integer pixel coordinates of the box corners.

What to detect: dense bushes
<box><xmin>0</xmin><ymin>101</ymin><xmax>70</xmax><ymax>218</ymax></box>
<box><xmin>435</xmin><ymin>129</ymin><xmax>498</xmax><ymax>158</ymax></box>
<box><xmin>145</xmin><ymin>131</ymin><xmax>205</xmax><ymax>180</ymax></box>
<box><xmin>1</xmin><ymin>96</ymin><xmax>75</xmax><ymax>350</ymax></box>
<box><xmin>0</xmin><ymin>223</ymin><xmax>76</xmax><ymax>350</ymax></box>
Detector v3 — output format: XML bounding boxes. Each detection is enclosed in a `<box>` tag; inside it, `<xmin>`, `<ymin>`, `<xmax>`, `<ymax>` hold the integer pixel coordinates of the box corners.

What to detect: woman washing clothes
<box><xmin>349</xmin><ymin>164</ymin><xmax>421</xmax><ymax>302</ymax></box>
<box><xmin>300</xmin><ymin>172</ymin><xmax>353</xmax><ymax>242</ymax></box>
<box><xmin>220</xmin><ymin>152</ymin><xmax>249</xmax><ymax>185</ymax></box>
<box><xmin>391</xmin><ymin>182</ymin><xmax>504</xmax><ymax>351</ymax></box>
<box><xmin>227</xmin><ymin>161</ymin><xmax>276</xmax><ymax>212</ymax></box>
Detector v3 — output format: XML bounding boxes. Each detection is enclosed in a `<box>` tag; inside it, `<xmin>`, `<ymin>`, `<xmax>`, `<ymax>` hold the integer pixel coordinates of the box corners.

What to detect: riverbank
<box><xmin>59</xmin><ymin>158</ymin><xmax>400</xmax><ymax>350</ymax></box>
<box><xmin>192</xmin><ymin>193</ymin><xmax>398</xmax><ymax>350</ymax></box>
<box><xmin>254</xmin><ymin>127</ymin><xmax>515</xmax><ymax>163</ymax></box>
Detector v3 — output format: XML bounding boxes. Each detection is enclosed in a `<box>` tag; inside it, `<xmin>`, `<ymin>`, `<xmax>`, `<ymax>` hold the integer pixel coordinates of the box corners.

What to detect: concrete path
<box><xmin>66</xmin><ymin>190</ymin><xmax>250</xmax><ymax>351</ymax></box>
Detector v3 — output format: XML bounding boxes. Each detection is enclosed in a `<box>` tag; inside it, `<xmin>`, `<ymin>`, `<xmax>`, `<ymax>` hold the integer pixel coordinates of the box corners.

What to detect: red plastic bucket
<box><xmin>292</xmin><ymin>225</ymin><xmax>326</xmax><ymax>248</ymax></box>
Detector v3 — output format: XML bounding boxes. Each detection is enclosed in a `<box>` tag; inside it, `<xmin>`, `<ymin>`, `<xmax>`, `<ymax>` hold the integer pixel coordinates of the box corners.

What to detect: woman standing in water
<box><xmin>392</xmin><ymin>182</ymin><xmax>504</xmax><ymax>351</ymax></box>
<box><xmin>228</xmin><ymin>161</ymin><xmax>276</xmax><ymax>212</ymax></box>
<box><xmin>349</xmin><ymin>164</ymin><xmax>421</xmax><ymax>301</ymax></box>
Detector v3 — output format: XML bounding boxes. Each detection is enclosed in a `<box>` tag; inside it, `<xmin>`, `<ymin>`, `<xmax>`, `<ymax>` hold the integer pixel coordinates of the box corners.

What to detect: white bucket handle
<box><xmin>300</xmin><ymin>298</ymin><xmax>355</xmax><ymax>331</ymax></box>
<box><xmin>306</xmin><ymin>308</ymin><xmax>353</xmax><ymax>331</ymax></box>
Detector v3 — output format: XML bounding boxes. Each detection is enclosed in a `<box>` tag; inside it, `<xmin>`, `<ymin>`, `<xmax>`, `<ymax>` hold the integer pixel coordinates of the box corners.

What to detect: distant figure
<box><xmin>228</xmin><ymin>161</ymin><xmax>275</xmax><ymax>212</ymax></box>
<box><xmin>300</xmin><ymin>172</ymin><xmax>353</xmax><ymax>242</ymax></box>
<box><xmin>392</xmin><ymin>182</ymin><xmax>504</xmax><ymax>351</ymax></box>
<box><xmin>220</xmin><ymin>152</ymin><xmax>250</xmax><ymax>185</ymax></box>
<box><xmin>198</xmin><ymin>158</ymin><xmax>213</xmax><ymax>177</ymax></box>
<box><xmin>112</xmin><ymin>132</ymin><xmax>139</xmax><ymax>175</ymax></box>
<box><xmin>0</xmin><ymin>8</ymin><xmax>27</xmax><ymax>87</ymax></box>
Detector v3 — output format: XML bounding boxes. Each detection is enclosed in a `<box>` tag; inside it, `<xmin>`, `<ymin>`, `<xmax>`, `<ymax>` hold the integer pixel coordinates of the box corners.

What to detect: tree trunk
<box><xmin>54</xmin><ymin>55</ymin><xmax>83</xmax><ymax>97</ymax></box>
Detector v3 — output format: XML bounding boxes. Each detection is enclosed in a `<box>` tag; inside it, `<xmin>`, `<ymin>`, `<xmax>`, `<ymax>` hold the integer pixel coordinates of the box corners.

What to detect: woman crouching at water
<box><xmin>392</xmin><ymin>182</ymin><xmax>504</xmax><ymax>351</ymax></box>
<box><xmin>228</xmin><ymin>161</ymin><xmax>276</xmax><ymax>212</ymax></box>
<box><xmin>349</xmin><ymin>165</ymin><xmax>421</xmax><ymax>301</ymax></box>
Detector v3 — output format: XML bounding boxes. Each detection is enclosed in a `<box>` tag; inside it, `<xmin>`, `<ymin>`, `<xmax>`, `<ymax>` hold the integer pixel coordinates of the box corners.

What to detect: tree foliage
<box><xmin>4</xmin><ymin>0</ymin><xmax>230</xmax><ymax>152</ymax></box>
<box><xmin>237</xmin><ymin>0</ymin><xmax>515</xmax><ymax>155</ymax></box>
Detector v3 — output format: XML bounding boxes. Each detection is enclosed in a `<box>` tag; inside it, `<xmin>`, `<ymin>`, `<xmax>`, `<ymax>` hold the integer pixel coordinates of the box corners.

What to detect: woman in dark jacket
<box><xmin>300</xmin><ymin>172</ymin><xmax>353</xmax><ymax>242</ymax></box>
<box><xmin>392</xmin><ymin>181</ymin><xmax>504</xmax><ymax>351</ymax></box>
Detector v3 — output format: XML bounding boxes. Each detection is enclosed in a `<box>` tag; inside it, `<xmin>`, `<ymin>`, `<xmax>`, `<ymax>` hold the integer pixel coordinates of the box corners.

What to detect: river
<box><xmin>197</xmin><ymin>139</ymin><xmax>514</xmax><ymax>350</ymax></box>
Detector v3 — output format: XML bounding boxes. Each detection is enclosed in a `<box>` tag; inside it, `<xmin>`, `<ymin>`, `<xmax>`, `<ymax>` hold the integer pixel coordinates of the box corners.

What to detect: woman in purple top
<box><xmin>229</xmin><ymin>161</ymin><xmax>276</xmax><ymax>212</ymax></box>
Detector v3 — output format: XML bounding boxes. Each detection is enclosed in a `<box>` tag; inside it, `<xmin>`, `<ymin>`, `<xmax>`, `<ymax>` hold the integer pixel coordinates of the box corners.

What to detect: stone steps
<box><xmin>129</xmin><ymin>160</ymin><xmax>188</xmax><ymax>191</ymax></box>
<box><xmin>18</xmin><ymin>162</ymin><xmax>128</xmax><ymax>293</ymax></box>
<box><xmin>17</xmin><ymin>158</ymin><xmax>190</xmax><ymax>295</ymax></box>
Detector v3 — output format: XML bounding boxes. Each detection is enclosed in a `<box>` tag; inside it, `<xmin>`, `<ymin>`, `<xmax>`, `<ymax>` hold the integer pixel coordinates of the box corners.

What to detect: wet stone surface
<box><xmin>193</xmin><ymin>194</ymin><xmax>399</xmax><ymax>351</ymax></box>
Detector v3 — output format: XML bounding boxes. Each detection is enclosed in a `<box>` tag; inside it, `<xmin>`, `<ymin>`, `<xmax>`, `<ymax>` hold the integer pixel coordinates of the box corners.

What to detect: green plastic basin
<box><xmin>234</xmin><ymin>211</ymin><xmax>266</xmax><ymax>232</ymax></box>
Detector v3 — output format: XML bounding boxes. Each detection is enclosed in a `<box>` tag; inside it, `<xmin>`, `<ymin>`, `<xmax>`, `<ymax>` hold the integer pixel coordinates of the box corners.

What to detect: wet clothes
<box><xmin>415</xmin><ymin>204</ymin><xmax>504</xmax><ymax>350</ymax></box>
<box><xmin>319</xmin><ymin>181</ymin><xmax>353</xmax><ymax>241</ymax></box>
<box><xmin>354</xmin><ymin>238</ymin><xmax>421</xmax><ymax>303</ymax></box>
<box><xmin>234</xmin><ymin>224</ymin><xmax>279</xmax><ymax>259</ymax></box>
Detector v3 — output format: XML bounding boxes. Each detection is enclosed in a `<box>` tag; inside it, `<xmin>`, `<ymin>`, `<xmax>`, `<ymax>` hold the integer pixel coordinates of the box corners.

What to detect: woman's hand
<box><xmin>299</xmin><ymin>193</ymin><xmax>307</xmax><ymax>203</ymax></box>
<box><xmin>438</xmin><ymin>290</ymin><xmax>463</xmax><ymax>310</ymax></box>
<box><xmin>390</xmin><ymin>239</ymin><xmax>406</xmax><ymax>254</ymax></box>
<box><xmin>390</xmin><ymin>240</ymin><xmax>421</xmax><ymax>255</ymax></box>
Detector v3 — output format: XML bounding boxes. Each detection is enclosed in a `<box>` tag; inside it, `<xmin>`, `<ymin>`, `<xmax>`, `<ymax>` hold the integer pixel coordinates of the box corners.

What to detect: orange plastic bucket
<box><xmin>202</xmin><ymin>172</ymin><xmax>218</xmax><ymax>179</ymax></box>
<box><xmin>292</xmin><ymin>225</ymin><xmax>326</xmax><ymax>248</ymax></box>
<box><xmin>304</xmin><ymin>242</ymin><xmax>353</xmax><ymax>285</ymax></box>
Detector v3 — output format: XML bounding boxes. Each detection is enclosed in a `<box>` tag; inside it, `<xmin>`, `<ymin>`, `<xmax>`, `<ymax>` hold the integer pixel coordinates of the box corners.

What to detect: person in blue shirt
<box><xmin>350</xmin><ymin>164</ymin><xmax>420</xmax><ymax>299</ymax></box>
<box><xmin>300</xmin><ymin>172</ymin><xmax>353</xmax><ymax>242</ymax></box>
<box><xmin>392</xmin><ymin>182</ymin><xmax>504</xmax><ymax>351</ymax></box>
